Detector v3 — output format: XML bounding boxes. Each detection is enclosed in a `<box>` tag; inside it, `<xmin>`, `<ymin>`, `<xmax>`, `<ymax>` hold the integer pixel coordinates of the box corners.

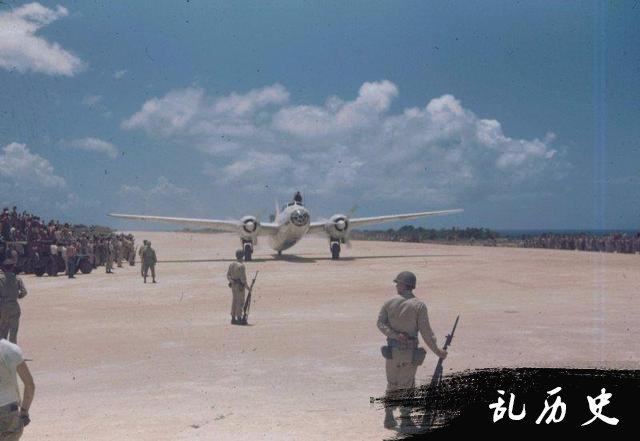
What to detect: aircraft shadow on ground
<box><xmin>159</xmin><ymin>254</ymin><xmax>465</xmax><ymax>264</ymax></box>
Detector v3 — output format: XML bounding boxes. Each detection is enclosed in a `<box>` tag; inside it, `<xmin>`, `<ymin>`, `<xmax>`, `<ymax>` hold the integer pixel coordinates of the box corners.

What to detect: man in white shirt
<box><xmin>0</xmin><ymin>339</ymin><xmax>34</xmax><ymax>440</ymax></box>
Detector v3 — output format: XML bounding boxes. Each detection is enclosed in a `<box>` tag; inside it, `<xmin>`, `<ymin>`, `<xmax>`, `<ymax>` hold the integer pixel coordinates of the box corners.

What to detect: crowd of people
<box><xmin>352</xmin><ymin>226</ymin><xmax>640</xmax><ymax>254</ymax></box>
<box><xmin>0</xmin><ymin>206</ymin><xmax>137</xmax><ymax>276</ymax></box>
<box><xmin>0</xmin><ymin>207</ymin><xmax>151</xmax><ymax>438</ymax></box>
<box><xmin>518</xmin><ymin>233</ymin><xmax>640</xmax><ymax>254</ymax></box>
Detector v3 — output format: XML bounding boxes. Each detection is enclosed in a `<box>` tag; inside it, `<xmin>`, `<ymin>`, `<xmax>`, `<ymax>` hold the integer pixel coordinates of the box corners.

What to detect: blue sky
<box><xmin>0</xmin><ymin>0</ymin><xmax>638</xmax><ymax>230</ymax></box>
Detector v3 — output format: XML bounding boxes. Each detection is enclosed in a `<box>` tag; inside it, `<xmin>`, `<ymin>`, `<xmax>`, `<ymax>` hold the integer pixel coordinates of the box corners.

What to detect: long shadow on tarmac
<box><xmin>159</xmin><ymin>254</ymin><xmax>465</xmax><ymax>264</ymax></box>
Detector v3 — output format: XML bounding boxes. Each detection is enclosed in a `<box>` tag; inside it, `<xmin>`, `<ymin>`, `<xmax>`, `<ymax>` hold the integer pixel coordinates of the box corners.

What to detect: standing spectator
<box><xmin>0</xmin><ymin>251</ymin><xmax>28</xmax><ymax>343</ymax></box>
<box><xmin>66</xmin><ymin>243</ymin><xmax>77</xmax><ymax>279</ymax></box>
<box><xmin>0</xmin><ymin>338</ymin><xmax>35</xmax><ymax>440</ymax></box>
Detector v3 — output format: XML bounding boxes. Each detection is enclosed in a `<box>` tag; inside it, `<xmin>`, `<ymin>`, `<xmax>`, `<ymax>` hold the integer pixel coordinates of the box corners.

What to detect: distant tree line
<box><xmin>351</xmin><ymin>226</ymin><xmax>500</xmax><ymax>243</ymax></box>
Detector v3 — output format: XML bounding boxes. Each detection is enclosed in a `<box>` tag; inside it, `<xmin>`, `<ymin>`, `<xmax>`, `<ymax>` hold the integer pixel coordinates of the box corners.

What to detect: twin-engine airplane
<box><xmin>109</xmin><ymin>194</ymin><xmax>462</xmax><ymax>260</ymax></box>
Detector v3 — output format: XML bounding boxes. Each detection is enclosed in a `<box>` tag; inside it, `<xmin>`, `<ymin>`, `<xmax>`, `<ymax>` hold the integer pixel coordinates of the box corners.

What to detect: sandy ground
<box><xmin>16</xmin><ymin>232</ymin><xmax>639</xmax><ymax>440</ymax></box>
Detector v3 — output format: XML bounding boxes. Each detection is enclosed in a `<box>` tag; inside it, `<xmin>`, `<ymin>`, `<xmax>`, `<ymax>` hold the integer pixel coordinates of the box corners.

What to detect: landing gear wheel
<box><xmin>243</xmin><ymin>243</ymin><xmax>253</xmax><ymax>261</ymax></box>
<box><xmin>331</xmin><ymin>242</ymin><xmax>341</xmax><ymax>259</ymax></box>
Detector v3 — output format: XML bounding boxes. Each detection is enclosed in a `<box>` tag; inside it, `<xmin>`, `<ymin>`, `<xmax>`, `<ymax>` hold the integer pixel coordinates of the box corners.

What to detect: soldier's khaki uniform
<box><xmin>142</xmin><ymin>246</ymin><xmax>157</xmax><ymax>282</ymax></box>
<box><xmin>378</xmin><ymin>292</ymin><xmax>439</xmax><ymax>390</ymax></box>
<box><xmin>115</xmin><ymin>240</ymin><xmax>123</xmax><ymax>268</ymax></box>
<box><xmin>377</xmin><ymin>289</ymin><xmax>440</xmax><ymax>426</ymax></box>
<box><xmin>127</xmin><ymin>238</ymin><xmax>135</xmax><ymax>265</ymax></box>
<box><xmin>0</xmin><ymin>271</ymin><xmax>27</xmax><ymax>344</ymax></box>
<box><xmin>138</xmin><ymin>245</ymin><xmax>145</xmax><ymax>276</ymax></box>
<box><xmin>226</xmin><ymin>261</ymin><xmax>247</xmax><ymax>320</ymax></box>
<box><xmin>105</xmin><ymin>241</ymin><xmax>114</xmax><ymax>273</ymax></box>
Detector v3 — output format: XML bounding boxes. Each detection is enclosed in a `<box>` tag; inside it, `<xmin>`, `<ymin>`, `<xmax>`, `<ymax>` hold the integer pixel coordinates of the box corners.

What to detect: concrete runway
<box><xmin>17</xmin><ymin>232</ymin><xmax>639</xmax><ymax>440</ymax></box>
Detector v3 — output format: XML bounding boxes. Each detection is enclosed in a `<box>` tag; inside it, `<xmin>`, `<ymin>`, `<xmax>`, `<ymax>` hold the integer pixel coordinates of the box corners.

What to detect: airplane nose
<box><xmin>291</xmin><ymin>209</ymin><xmax>309</xmax><ymax>227</ymax></box>
<box><xmin>336</xmin><ymin>220</ymin><xmax>346</xmax><ymax>231</ymax></box>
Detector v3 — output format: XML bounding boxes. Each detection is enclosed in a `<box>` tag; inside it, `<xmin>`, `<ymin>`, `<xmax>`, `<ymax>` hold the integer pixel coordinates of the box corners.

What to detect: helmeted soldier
<box><xmin>138</xmin><ymin>240</ymin><xmax>147</xmax><ymax>276</ymax></box>
<box><xmin>128</xmin><ymin>235</ymin><xmax>136</xmax><ymax>266</ymax></box>
<box><xmin>0</xmin><ymin>251</ymin><xmax>28</xmax><ymax>343</ymax></box>
<box><xmin>377</xmin><ymin>271</ymin><xmax>447</xmax><ymax>431</ymax></box>
<box><xmin>142</xmin><ymin>240</ymin><xmax>157</xmax><ymax>283</ymax></box>
<box><xmin>226</xmin><ymin>250</ymin><xmax>247</xmax><ymax>325</ymax></box>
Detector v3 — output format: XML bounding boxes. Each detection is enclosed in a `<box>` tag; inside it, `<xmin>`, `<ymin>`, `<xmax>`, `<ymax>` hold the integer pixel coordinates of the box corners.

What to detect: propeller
<box><xmin>343</xmin><ymin>205</ymin><xmax>358</xmax><ymax>248</ymax></box>
<box><xmin>254</xmin><ymin>214</ymin><xmax>260</xmax><ymax>246</ymax></box>
<box><xmin>241</xmin><ymin>215</ymin><xmax>260</xmax><ymax>246</ymax></box>
<box><xmin>273</xmin><ymin>198</ymin><xmax>280</xmax><ymax>223</ymax></box>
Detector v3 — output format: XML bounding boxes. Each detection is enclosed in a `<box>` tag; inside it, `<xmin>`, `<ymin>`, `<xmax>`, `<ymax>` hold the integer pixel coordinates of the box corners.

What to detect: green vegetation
<box><xmin>351</xmin><ymin>226</ymin><xmax>501</xmax><ymax>243</ymax></box>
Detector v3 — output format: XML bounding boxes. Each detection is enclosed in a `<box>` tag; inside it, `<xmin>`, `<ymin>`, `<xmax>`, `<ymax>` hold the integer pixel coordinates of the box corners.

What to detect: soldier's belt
<box><xmin>0</xmin><ymin>402</ymin><xmax>18</xmax><ymax>414</ymax></box>
<box><xmin>387</xmin><ymin>337</ymin><xmax>418</xmax><ymax>349</ymax></box>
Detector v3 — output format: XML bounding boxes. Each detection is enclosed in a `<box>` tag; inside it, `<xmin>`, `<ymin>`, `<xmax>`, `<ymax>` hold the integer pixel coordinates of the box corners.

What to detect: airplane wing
<box><xmin>108</xmin><ymin>213</ymin><xmax>279</xmax><ymax>234</ymax></box>
<box><xmin>308</xmin><ymin>209</ymin><xmax>463</xmax><ymax>233</ymax></box>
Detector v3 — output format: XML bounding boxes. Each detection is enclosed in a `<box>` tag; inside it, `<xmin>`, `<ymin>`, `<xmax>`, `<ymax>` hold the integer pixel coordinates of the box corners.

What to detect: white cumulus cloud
<box><xmin>0</xmin><ymin>2</ymin><xmax>85</xmax><ymax>76</ymax></box>
<box><xmin>117</xmin><ymin>177</ymin><xmax>202</xmax><ymax>219</ymax></box>
<box><xmin>0</xmin><ymin>142</ymin><xmax>66</xmax><ymax>188</ymax></box>
<box><xmin>0</xmin><ymin>142</ymin><xmax>82</xmax><ymax>217</ymax></box>
<box><xmin>213</xmin><ymin>83</ymin><xmax>289</xmax><ymax>116</ymax></box>
<box><xmin>121</xmin><ymin>87</ymin><xmax>204</xmax><ymax>137</ymax></box>
<box><xmin>273</xmin><ymin>80</ymin><xmax>398</xmax><ymax>136</ymax></box>
<box><xmin>65</xmin><ymin>137</ymin><xmax>119</xmax><ymax>159</ymax></box>
<box><xmin>123</xmin><ymin>81</ymin><xmax>565</xmax><ymax>207</ymax></box>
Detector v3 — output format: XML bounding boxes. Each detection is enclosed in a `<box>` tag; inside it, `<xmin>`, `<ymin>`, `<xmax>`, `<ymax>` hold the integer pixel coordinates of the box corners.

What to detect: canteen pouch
<box><xmin>412</xmin><ymin>348</ymin><xmax>427</xmax><ymax>365</ymax></box>
<box><xmin>381</xmin><ymin>346</ymin><xmax>393</xmax><ymax>359</ymax></box>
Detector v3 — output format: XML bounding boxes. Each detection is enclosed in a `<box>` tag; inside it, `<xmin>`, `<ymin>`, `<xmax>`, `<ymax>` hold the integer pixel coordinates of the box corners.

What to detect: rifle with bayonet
<box><xmin>430</xmin><ymin>315</ymin><xmax>459</xmax><ymax>387</ymax></box>
<box><xmin>419</xmin><ymin>315</ymin><xmax>460</xmax><ymax>431</ymax></box>
<box><xmin>241</xmin><ymin>271</ymin><xmax>259</xmax><ymax>325</ymax></box>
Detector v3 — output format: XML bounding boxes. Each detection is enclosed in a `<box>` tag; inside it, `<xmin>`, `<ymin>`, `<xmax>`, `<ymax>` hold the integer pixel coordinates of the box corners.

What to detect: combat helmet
<box><xmin>393</xmin><ymin>271</ymin><xmax>416</xmax><ymax>289</ymax></box>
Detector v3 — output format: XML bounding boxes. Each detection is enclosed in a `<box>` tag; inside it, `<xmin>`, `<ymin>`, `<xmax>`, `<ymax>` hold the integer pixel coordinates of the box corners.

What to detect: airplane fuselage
<box><xmin>269</xmin><ymin>203</ymin><xmax>311</xmax><ymax>251</ymax></box>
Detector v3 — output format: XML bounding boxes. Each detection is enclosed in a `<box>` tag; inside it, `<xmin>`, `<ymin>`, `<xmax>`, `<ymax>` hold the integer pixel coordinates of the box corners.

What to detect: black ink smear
<box><xmin>375</xmin><ymin>368</ymin><xmax>640</xmax><ymax>438</ymax></box>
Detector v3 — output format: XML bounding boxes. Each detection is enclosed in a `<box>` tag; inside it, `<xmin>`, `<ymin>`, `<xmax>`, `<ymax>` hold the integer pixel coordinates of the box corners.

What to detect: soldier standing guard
<box><xmin>377</xmin><ymin>271</ymin><xmax>447</xmax><ymax>431</ymax></box>
<box><xmin>0</xmin><ymin>251</ymin><xmax>28</xmax><ymax>343</ymax></box>
<box><xmin>227</xmin><ymin>250</ymin><xmax>247</xmax><ymax>325</ymax></box>
<box><xmin>142</xmin><ymin>241</ymin><xmax>157</xmax><ymax>283</ymax></box>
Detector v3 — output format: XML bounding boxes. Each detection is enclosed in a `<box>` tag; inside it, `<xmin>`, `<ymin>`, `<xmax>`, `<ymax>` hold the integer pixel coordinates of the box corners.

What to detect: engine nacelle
<box><xmin>239</xmin><ymin>215</ymin><xmax>260</xmax><ymax>241</ymax></box>
<box><xmin>324</xmin><ymin>214</ymin><xmax>350</xmax><ymax>240</ymax></box>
